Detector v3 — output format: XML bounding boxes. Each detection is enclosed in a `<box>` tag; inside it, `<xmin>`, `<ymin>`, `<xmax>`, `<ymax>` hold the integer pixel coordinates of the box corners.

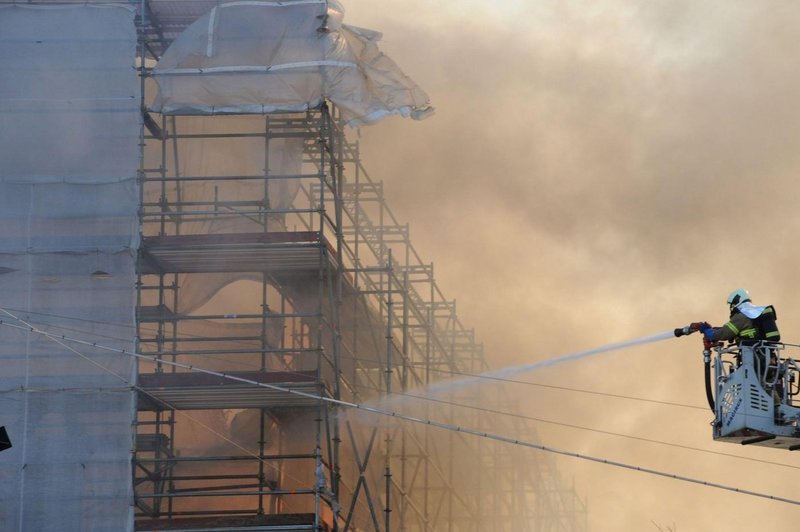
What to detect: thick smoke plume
<box><xmin>346</xmin><ymin>1</ymin><xmax>800</xmax><ymax>530</ymax></box>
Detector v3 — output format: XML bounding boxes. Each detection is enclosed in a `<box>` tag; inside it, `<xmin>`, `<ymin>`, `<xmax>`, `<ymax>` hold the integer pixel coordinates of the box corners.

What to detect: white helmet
<box><xmin>727</xmin><ymin>288</ymin><xmax>751</xmax><ymax>310</ymax></box>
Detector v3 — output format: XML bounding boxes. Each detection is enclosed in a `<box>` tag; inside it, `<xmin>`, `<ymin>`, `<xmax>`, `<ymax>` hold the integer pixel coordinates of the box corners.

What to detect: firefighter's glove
<box><xmin>702</xmin><ymin>327</ymin><xmax>716</xmax><ymax>340</ymax></box>
<box><xmin>696</xmin><ymin>322</ymin><xmax>711</xmax><ymax>333</ymax></box>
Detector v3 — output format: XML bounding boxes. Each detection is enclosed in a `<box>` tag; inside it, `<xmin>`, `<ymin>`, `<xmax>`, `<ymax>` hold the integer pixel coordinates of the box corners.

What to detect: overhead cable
<box><xmin>392</xmin><ymin>390</ymin><xmax>800</xmax><ymax>472</ymax></box>
<box><xmin>0</xmin><ymin>308</ymin><xmax>791</xmax><ymax>471</ymax></box>
<box><xmin>0</xmin><ymin>307</ymin><xmax>708</xmax><ymax>411</ymax></box>
<box><xmin>2</xmin><ymin>314</ymin><xmax>800</xmax><ymax>508</ymax></box>
<box><xmin>0</xmin><ymin>310</ymin><xmax>316</xmax><ymax>493</ymax></box>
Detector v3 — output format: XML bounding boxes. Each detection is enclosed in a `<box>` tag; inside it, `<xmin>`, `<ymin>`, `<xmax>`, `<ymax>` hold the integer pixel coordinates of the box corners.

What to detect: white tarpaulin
<box><xmin>151</xmin><ymin>0</ymin><xmax>433</xmax><ymax>126</ymax></box>
<box><xmin>0</xmin><ymin>4</ymin><xmax>140</xmax><ymax>183</ymax></box>
<box><xmin>0</xmin><ymin>5</ymin><xmax>138</xmax><ymax>531</ymax></box>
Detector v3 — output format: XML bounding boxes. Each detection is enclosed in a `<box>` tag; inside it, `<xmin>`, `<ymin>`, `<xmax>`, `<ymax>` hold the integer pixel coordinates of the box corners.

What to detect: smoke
<box><xmin>344</xmin><ymin>1</ymin><xmax>800</xmax><ymax>530</ymax></box>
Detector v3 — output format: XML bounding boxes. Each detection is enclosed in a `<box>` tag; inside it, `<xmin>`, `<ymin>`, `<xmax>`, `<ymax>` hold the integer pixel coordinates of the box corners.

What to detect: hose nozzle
<box><xmin>674</xmin><ymin>322</ymin><xmax>708</xmax><ymax>337</ymax></box>
<box><xmin>674</xmin><ymin>326</ymin><xmax>691</xmax><ymax>337</ymax></box>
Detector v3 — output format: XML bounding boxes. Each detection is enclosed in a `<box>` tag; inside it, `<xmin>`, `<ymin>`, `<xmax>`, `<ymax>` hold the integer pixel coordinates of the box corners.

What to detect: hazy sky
<box><xmin>344</xmin><ymin>1</ymin><xmax>800</xmax><ymax>530</ymax></box>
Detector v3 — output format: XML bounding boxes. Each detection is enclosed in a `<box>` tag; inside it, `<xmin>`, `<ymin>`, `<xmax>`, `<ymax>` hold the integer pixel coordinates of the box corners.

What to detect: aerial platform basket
<box><xmin>712</xmin><ymin>343</ymin><xmax>800</xmax><ymax>450</ymax></box>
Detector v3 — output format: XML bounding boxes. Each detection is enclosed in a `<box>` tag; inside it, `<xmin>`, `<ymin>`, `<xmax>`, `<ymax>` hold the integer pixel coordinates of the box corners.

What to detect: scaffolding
<box><xmin>134</xmin><ymin>101</ymin><xmax>587</xmax><ymax>529</ymax></box>
<box><xmin>0</xmin><ymin>2</ymin><xmax>588</xmax><ymax>530</ymax></box>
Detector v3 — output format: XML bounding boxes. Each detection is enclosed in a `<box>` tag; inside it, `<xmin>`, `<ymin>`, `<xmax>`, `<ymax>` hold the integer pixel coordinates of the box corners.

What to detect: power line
<box><xmin>5</xmin><ymin>307</ymin><xmax>790</xmax><ymax>472</ymax></box>
<box><xmin>3</xmin><ymin>314</ymin><xmax>800</xmax><ymax>508</ymax></box>
<box><xmin>392</xmin><ymin>391</ymin><xmax>800</xmax><ymax>472</ymax></box>
<box><xmin>2</xmin><ymin>307</ymin><xmax>709</xmax><ymax>411</ymax></box>
<box><xmin>423</xmin><ymin>366</ymin><xmax>709</xmax><ymax>411</ymax></box>
<box><xmin>3</xmin><ymin>308</ymin><xmax>792</xmax><ymax>471</ymax></box>
<box><xmin>0</xmin><ymin>309</ymin><xmax>356</xmax><ymax>512</ymax></box>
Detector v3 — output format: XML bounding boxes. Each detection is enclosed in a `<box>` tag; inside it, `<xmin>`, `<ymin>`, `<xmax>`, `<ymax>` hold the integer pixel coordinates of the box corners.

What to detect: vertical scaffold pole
<box><xmin>385</xmin><ymin>248</ymin><xmax>393</xmax><ymax>532</ymax></box>
<box><xmin>399</xmin><ymin>267</ymin><xmax>409</xmax><ymax>531</ymax></box>
<box><xmin>332</xmin><ymin>108</ymin><xmax>346</xmax><ymax>528</ymax></box>
<box><xmin>314</xmin><ymin>106</ymin><xmax>328</xmax><ymax>532</ymax></box>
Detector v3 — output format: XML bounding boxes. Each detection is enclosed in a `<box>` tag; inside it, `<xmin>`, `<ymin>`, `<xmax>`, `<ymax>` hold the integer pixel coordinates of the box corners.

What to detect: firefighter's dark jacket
<box><xmin>711</xmin><ymin>304</ymin><xmax>780</xmax><ymax>343</ymax></box>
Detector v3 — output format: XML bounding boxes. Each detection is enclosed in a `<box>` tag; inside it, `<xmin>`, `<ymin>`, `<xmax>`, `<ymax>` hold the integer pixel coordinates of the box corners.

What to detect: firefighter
<box><xmin>698</xmin><ymin>288</ymin><xmax>780</xmax><ymax>345</ymax></box>
<box><xmin>700</xmin><ymin>288</ymin><xmax>781</xmax><ymax>395</ymax></box>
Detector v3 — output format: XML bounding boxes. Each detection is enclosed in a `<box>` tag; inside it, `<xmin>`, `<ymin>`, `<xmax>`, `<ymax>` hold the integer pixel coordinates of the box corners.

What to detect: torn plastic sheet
<box><xmin>151</xmin><ymin>0</ymin><xmax>433</xmax><ymax>126</ymax></box>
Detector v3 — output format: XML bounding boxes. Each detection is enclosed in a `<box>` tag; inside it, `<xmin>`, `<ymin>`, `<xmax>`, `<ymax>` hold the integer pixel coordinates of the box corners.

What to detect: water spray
<box><xmin>419</xmin><ymin>330</ymin><xmax>677</xmax><ymax>399</ymax></box>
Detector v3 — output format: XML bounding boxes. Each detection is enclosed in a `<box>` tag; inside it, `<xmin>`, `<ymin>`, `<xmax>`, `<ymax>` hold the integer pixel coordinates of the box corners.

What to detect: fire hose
<box><xmin>674</xmin><ymin>321</ymin><xmax>717</xmax><ymax>412</ymax></box>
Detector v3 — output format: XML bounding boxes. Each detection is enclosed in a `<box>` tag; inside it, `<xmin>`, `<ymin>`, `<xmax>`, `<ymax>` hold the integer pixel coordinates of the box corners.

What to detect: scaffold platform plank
<box><xmin>140</xmin><ymin>232</ymin><xmax>335</xmax><ymax>274</ymax></box>
<box><xmin>135</xmin><ymin>513</ymin><xmax>324</xmax><ymax>532</ymax></box>
<box><xmin>137</xmin><ymin>370</ymin><xmax>326</xmax><ymax>410</ymax></box>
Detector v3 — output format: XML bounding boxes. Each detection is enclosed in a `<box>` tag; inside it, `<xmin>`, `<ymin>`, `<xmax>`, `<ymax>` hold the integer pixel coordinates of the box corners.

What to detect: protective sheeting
<box><xmin>0</xmin><ymin>253</ymin><xmax>137</xmax><ymax>531</ymax></box>
<box><xmin>0</xmin><ymin>4</ymin><xmax>140</xmax><ymax>183</ymax></box>
<box><xmin>143</xmin><ymin>115</ymin><xmax>302</xmax><ymax>237</ymax></box>
<box><xmin>0</xmin><ymin>5</ymin><xmax>138</xmax><ymax>531</ymax></box>
<box><xmin>151</xmin><ymin>1</ymin><xmax>433</xmax><ymax>126</ymax></box>
<box><xmin>141</xmin><ymin>114</ymin><xmax>304</xmax><ymax>315</ymax></box>
<box><xmin>0</xmin><ymin>181</ymin><xmax>139</xmax><ymax>253</ymax></box>
<box><xmin>0</xmin><ymin>389</ymin><xmax>134</xmax><ymax>530</ymax></box>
